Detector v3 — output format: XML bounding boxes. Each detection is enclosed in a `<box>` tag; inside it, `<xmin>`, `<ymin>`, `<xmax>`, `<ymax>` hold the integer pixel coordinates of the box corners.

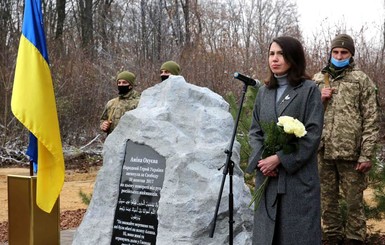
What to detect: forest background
<box><xmin>1</xmin><ymin>0</ymin><xmax>385</xmax><ymax>171</ymax></box>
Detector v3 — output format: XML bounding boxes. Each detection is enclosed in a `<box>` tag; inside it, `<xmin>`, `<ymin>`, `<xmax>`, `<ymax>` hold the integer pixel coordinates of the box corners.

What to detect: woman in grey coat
<box><xmin>246</xmin><ymin>36</ymin><xmax>324</xmax><ymax>245</ymax></box>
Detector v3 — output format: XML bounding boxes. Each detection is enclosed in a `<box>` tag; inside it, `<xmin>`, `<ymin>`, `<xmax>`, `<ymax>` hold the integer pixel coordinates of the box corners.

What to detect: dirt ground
<box><xmin>0</xmin><ymin>167</ymin><xmax>98</xmax><ymax>223</ymax></box>
<box><xmin>0</xmin><ymin>164</ymin><xmax>99</xmax><ymax>242</ymax></box>
<box><xmin>362</xmin><ymin>188</ymin><xmax>385</xmax><ymax>235</ymax></box>
<box><xmin>0</xmin><ymin>164</ymin><xmax>102</xmax><ymax>244</ymax></box>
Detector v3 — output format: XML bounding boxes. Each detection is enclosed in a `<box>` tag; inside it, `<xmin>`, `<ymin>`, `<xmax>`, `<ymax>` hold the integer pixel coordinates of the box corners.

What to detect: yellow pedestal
<box><xmin>7</xmin><ymin>175</ymin><xmax>60</xmax><ymax>245</ymax></box>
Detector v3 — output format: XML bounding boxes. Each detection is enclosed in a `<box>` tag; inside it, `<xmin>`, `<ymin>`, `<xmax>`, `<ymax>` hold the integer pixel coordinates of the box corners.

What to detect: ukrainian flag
<box><xmin>11</xmin><ymin>0</ymin><xmax>65</xmax><ymax>213</ymax></box>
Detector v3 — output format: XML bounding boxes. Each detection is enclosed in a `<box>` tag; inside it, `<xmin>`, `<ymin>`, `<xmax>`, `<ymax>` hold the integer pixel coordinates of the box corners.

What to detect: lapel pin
<box><xmin>280</xmin><ymin>95</ymin><xmax>291</xmax><ymax>105</ymax></box>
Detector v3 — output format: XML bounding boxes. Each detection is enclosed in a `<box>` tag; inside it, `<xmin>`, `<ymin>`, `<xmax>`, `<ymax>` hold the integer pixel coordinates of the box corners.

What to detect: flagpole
<box><xmin>29</xmin><ymin>161</ymin><xmax>33</xmax><ymax>176</ymax></box>
<box><xmin>11</xmin><ymin>0</ymin><xmax>65</xmax><ymax>213</ymax></box>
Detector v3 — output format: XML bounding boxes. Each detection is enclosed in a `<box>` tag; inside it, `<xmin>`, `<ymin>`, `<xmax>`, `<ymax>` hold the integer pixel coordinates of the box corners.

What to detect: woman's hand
<box><xmin>258</xmin><ymin>154</ymin><xmax>280</xmax><ymax>177</ymax></box>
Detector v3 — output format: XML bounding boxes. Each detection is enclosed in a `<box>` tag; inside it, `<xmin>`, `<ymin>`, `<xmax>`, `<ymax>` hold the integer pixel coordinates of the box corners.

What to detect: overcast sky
<box><xmin>294</xmin><ymin>0</ymin><xmax>384</xmax><ymax>42</ymax></box>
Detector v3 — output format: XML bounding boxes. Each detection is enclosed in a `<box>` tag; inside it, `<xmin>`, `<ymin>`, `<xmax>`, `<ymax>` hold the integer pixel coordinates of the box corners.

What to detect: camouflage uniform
<box><xmin>100</xmin><ymin>89</ymin><xmax>141</xmax><ymax>134</ymax></box>
<box><xmin>313</xmin><ymin>64</ymin><xmax>379</xmax><ymax>242</ymax></box>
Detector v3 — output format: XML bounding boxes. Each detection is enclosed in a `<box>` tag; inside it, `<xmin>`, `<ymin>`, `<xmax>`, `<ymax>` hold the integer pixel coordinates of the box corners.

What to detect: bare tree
<box><xmin>97</xmin><ymin>0</ymin><xmax>113</xmax><ymax>50</ymax></box>
<box><xmin>180</xmin><ymin>0</ymin><xmax>191</xmax><ymax>45</ymax></box>
<box><xmin>78</xmin><ymin>0</ymin><xmax>94</xmax><ymax>53</ymax></box>
<box><xmin>0</xmin><ymin>0</ymin><xmax>23</xmax><ymax>146</ymax></box>
<box><xmin>1</xmin><ymin>0</ymin><xmax>385</xmax><ymax>151</ymax></box>
<box><xmin>55</xmin><ymin>0</ymin><xmax>66</xmax><ymax>39</ymax></box>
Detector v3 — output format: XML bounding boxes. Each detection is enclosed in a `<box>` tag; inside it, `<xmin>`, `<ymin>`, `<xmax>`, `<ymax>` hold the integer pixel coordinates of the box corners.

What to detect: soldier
<box><xmin>100</xmin><ymin>71</ymin><xmax>141</xmax><ymax>134</ymax></box>
<box><xmin>159</xmin><ymin>60</ymin><xmax>180</xmax><ymax>81</ymax></box>
<box><xmin>313</xmin><ymin>34</ymin><xmax>379</xmax><ymax>245</ymax></box>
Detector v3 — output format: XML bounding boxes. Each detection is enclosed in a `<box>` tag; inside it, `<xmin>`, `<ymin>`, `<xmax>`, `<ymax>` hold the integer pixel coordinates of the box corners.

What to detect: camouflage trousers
<box><xmin>318</xmin><ymin>154</ymin><xmax>367</xmax><ymax>242</ymax></box>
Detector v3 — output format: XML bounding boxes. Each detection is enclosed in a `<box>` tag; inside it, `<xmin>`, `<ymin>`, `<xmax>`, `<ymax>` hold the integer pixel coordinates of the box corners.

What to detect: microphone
<box><xmin>233</xmin><ymin>72</ymin><xmax>260</xmax><ymax>87</ymax></box>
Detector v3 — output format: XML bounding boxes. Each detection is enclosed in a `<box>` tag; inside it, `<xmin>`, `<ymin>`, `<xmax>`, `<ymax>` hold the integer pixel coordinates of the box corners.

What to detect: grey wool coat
<box><xmin>246</xmin><ymin>80</ymin><xmax>324</xmax><ymax>245</ymax></box>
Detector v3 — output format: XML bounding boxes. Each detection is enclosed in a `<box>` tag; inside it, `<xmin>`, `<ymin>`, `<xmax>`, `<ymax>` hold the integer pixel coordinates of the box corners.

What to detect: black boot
<box><xmin>323</xmin><ymin>238</ymin><xmax>344</xmax><ymax>245</ymax></box>
<box><xmin>345</xmin><ymin>239</ymin><xmax>364</xmax><ymax>245</ymax></box>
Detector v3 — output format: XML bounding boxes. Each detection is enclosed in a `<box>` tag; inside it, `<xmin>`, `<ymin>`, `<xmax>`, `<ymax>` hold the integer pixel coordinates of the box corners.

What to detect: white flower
<box><xmin>277</xmin><ymin>116</ymin><xmax>307</xmax><ymax>138</ymax></box>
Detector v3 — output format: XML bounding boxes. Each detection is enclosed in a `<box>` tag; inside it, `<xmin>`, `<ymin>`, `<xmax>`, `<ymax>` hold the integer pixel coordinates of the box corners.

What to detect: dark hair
<box><xmin>266</xmin><ymin>36</ymin><xmax>310</xmax><ymax>89</ymax></box>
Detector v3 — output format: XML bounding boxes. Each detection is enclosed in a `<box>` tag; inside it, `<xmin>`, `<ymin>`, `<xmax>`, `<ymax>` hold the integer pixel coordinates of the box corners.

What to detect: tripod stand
<box><xmin>209</xmin><ymin>82</ymin><xmax>253</xmax><ymax>244</ymax></box>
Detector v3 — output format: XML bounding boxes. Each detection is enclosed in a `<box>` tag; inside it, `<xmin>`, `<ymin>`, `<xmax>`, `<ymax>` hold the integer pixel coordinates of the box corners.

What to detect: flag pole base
<box><xmin>7</xmin><ymin>175</ymin><xmax>60</xmax><ymax>244</ymax></box>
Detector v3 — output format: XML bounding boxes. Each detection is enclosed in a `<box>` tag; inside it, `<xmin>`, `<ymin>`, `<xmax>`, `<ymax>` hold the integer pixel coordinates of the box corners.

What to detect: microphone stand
<box><xmin>209</xmin><ymin>83</ymin><xmax>250</xmax><ymax>244</ymax></box>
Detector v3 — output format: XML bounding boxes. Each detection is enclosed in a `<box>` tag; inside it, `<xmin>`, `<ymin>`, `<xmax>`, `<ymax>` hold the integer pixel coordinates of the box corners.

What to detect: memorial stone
<box><xmin>72</xmin><ymin>76</ymin><xmax>253</xmax><ymax>244</ymax></box>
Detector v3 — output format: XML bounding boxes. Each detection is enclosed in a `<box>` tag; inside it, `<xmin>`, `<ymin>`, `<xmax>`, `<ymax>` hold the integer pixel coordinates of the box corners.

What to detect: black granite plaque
<box><xmin>111</xmin><ymin>140</ymin><xmax>166</xmax><ymax>245</ymax></box>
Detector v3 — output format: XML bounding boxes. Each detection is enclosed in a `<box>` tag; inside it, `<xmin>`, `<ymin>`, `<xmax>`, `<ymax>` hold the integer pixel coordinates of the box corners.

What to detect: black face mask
<box><xmin>118</xmin><ymin>85</ymin><xmax>130</xmax><ymax>95</ymax></box>
<box><xmin>161</xmin><ymin>75</ymin><xmax>169</xmax><ymax>81</ymax></box>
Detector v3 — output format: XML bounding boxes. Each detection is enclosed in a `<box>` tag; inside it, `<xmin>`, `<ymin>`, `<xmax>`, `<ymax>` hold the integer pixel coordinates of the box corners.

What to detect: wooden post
<box><xmin>7</xmin><ymin>175</ymin><xmax>60</xmax><ymax>244</ymax></box>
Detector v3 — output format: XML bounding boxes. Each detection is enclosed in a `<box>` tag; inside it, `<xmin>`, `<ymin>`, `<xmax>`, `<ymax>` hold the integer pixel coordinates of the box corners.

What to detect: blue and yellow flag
<box><xmin>11</xmin><ymin>0</ymin><xmax>64</xmax><ymax>213</ymax></box>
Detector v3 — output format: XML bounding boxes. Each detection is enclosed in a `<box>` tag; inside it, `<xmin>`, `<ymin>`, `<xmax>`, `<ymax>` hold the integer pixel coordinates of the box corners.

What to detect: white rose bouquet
<box><xmin>277</xmin><ymin>116</ymin><xmax>307</xmax><ymax>138</ymax></box>
<box><xmin>249</xmin><ymin>116</ymin><xmax>307</xmax><ymax>210</ymax></box>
